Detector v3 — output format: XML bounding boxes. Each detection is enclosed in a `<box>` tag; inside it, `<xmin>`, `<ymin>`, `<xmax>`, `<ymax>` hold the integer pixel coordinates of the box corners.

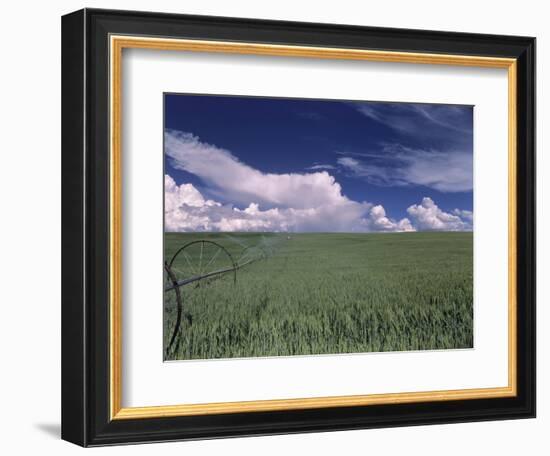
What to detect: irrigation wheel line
<box><xmin>163</xmin><ymin>238</ymin><xmax>277</xmax><ymax>357</ymax></box>
<box><xmin>164</xmin><ymin>240</ymin><xmax>238</xmax><ymax>356</ymax></box>
<box><xmin>169</xmin><ymin>240</ymin><xmax>238</xmax><ymax>286</ymax></box>
<box><xmin>164</xmin><ymin>262</ymin><xmax>183</xmax><ymax>358</ymax></box>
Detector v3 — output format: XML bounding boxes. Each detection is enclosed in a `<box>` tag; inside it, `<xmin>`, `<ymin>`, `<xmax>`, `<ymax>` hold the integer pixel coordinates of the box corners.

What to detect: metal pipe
<box><xmin>163</xmin><ymin>257</ymin><xmax>258</xmax><ymax>292</ymax></box>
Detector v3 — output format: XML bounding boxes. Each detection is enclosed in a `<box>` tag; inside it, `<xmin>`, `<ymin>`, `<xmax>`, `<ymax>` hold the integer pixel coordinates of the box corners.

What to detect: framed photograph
<box><xmin>61</xmin><ymin>8</ymin><xmax>535</xmax><ymax>446</ymax></box>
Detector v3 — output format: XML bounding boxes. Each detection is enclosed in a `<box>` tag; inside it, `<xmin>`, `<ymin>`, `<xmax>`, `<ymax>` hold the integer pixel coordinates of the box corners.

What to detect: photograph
<box><xmin>59</xmin><ymin>7</ymin><xmax>536</xmax><ymax>446</ymax></box>
<box><xmin>163</xmin><ymin>94</ymin><xmax>474</xmax><ymax>361</ymax></box>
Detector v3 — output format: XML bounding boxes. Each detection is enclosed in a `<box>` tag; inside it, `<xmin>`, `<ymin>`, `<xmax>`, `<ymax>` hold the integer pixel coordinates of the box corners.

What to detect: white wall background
<box><xmin>0</xmin><ymin>0</ymin><xmax>545</xmax><ymax>454</ymax></box>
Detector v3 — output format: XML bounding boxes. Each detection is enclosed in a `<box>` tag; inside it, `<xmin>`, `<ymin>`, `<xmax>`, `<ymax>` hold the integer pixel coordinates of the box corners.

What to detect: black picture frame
<box><xmin>62</xmin><ymin>8</ymin><xmax>536</xmax><ymax>447</ymax></box>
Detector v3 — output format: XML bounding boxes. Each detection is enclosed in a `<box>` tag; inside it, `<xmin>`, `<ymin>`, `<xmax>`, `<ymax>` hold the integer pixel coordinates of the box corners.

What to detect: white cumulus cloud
<box><xmin>452</xmin><ymin>208</ymin><xmax>474</xmax><ymax>223</ymax></box>
<box><xmin>164</xmin><ymin>175</ymin><xmax>414</xmax><ymax>233</ymax></box>
<box><xmin>165</xmin><ymin>130</ymin><xmax>349</xmax><ymax>209</ymax></box>
<box><xmin>365</xmin><ymin>205</ymin><xmax>415</xmax><ymax>232</ymax></box>
<box><xmin>164</xmin><ymin>130</ymin><xmax>471</xmax><ymax>233</ymax></box>
<box><xmin>407</xmin><ymin>197</ymin><xmax>473</xmax><ymax>231</ymax></box>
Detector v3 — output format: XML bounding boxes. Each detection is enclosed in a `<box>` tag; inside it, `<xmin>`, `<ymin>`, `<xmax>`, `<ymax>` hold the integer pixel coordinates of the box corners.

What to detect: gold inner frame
<box><xmin>109</xmin><ymin>35</ymin><xmax>518</xmax><ymax>420</ymax></box>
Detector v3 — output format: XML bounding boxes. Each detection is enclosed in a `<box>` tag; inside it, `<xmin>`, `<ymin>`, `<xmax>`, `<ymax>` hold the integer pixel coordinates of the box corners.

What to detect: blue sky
<box><xmin>164</xmin><ymin>94</ymin><xmax>473</xmax><ymax>233</ymax></box>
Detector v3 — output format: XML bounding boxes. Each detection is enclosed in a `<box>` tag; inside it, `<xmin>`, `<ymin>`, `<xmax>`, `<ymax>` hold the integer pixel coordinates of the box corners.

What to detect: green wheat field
<box><xmin>163</xmin><ymin>232</ymin><xmax>473</xmax><ymax>361</ymax></box>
